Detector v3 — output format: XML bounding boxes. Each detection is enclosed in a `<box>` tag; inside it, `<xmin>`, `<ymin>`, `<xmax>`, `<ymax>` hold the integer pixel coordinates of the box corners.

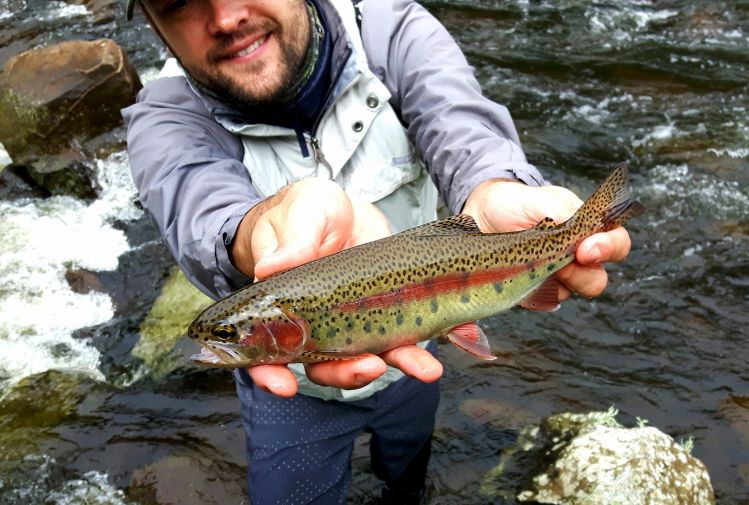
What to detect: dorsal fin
<box><xmin>533</xmin><ymin>217</ymin><xmax>557</xmax><ymax>231</ymax></box>
<box><xmin>398</xmin><ymin>214</ymin><xmax>483</xmax><ymax>238</ymax></box>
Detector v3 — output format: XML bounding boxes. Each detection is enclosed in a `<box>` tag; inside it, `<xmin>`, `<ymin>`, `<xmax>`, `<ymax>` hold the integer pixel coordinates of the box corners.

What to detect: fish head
<box><xmin>188</xmin><ymin>291</ymin><xmax>309</xmax><ymax>368</ymax></box>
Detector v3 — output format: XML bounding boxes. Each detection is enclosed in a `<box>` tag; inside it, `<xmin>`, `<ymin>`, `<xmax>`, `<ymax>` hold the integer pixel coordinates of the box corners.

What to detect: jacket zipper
<box><xmin>309</xmin><ymin>136</ymin><xmax>333</xmax><ymax>176</ymax></box>
<box><xmin>307</xmin><ymin>45</ymin><xmax>354</xmax><ymax>176</ymax></box>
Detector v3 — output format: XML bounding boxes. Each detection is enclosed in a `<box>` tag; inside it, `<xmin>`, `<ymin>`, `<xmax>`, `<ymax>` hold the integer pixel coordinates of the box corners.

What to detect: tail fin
<box><xmin>575</xmin><ymin>163</ymin><xmax>645</xmax><ymax>233</ymax></box>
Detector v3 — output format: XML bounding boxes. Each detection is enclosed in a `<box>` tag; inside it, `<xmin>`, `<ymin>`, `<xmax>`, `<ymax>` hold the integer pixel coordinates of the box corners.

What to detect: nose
<box><xmin>208</xmin><ymin>0</ymin><xmax>249</xmax><ymax>35</ymax></box>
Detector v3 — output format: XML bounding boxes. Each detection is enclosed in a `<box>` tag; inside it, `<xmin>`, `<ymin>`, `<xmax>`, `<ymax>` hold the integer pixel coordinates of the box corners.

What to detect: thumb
<box><xmin>252</xmin><ymin>209</ymin><xmax>326</xmax><ymax>281</ymax></box>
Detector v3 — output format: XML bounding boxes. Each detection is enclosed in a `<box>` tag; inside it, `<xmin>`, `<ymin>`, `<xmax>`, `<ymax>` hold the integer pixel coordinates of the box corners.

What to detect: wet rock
<box><xmin>83</xmin><ymin>236</ymin><xmax>175</xmax><ymax>317</ymax></box>
<box><xmin>0</xmin><ymin>38</ymin><xmax>141</xmax><ymax>198</ymax></box>
<box><xmin>66</xmin><ymin>269</ymin><xmax>106</xmax><ymax>295</ymax></box>
<box><xmin>132</xmin><ymin>266</ymin><xmax>213</xmax><ymax>378</ymax></box>
<box><xmin>481</xmin><ymin>408</ymin><xmax>715</xmax><ymax>505</ymax></box>
<box><xmin>0</xmin><ymin>164</ymin><xmax>51</xmax><ymax>199</ymax></box>
<box><xmin>128</xmin><ymin>454</ymin><xmax>247</xmax><ymax>505</ymax></box>
<box><xmin>67</xmin><ymin>0</ymin><xmax>123</xmax><ymax>24</ymax></box>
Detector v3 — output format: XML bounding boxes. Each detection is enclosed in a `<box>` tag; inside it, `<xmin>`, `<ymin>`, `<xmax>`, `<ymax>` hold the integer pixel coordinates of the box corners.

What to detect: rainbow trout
<box><xmin>189</xmin><ymin>164</ymin><xmax>644</xmax><ymax>367</ymax></box>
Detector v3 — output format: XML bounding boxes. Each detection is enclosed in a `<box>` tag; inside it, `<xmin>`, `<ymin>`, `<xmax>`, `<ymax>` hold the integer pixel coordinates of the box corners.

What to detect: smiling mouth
<box><xmin>226</xmin><ymin>34</ymin><xmax>270</xmax><ymax>60</ymax></box>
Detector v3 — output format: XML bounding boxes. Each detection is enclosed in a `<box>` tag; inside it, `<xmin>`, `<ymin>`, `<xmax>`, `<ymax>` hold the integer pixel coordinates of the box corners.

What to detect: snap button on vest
<box><xmin>366</xmin><ymin>95</ymin><xmax>379</xmax><ymax>109</ymax></box>
<box><xmin>352</xmin><ymin>120</ymin><xmax>364</xmax><ymax>132</ymax></box>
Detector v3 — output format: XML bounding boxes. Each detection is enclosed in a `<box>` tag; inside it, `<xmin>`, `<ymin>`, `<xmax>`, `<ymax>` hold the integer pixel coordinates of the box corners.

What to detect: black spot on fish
<box><xmin>378</xmin><ymin>326</ymin><xmax>386</xmax><ymax>335</ymax></box>
<box><xmin>396</xmin><ymin>314</ymin><xmax>405</xmax><ymax>326</ymax></box>
<box><xmin>364</xmin><ymin>321</ymin><xmax>372</xmax><ymax>333</ymax></box>
<box><xmin>415</xmin><ymin>316</ymin><xmax>423</xmax><ymax>327</ymax></box>
<box><xmin>529</xmin><ymin>269</ymin><xmax>537</xmax><ymax>280</ymax></box>
<box><xmin>547</xmin><ymin>263</ymin><xmax>556</xmax><ymax>272</ymax></box>
<box><xmin>494</xmin><ymin>282</ymin><xmax>503</xmax><ymax>293</ymax></box>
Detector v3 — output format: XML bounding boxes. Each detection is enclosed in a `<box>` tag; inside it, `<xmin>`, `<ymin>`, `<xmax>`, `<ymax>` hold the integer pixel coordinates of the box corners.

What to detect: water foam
<box><xmin>0</xmin><ymin>454</ymin><xmax>135</xmax><ymax>505</ymax></box>
<box><xmin>42</xmin><ymin>1</ymin><xmax>89</xmax><ymax>20</ymax></box>
<box><xmin>0</xmin><ymin>152</ymin><xmax>141</xmax><ymax>392</ymax></box>
<box><xmin>641</xmin><ymin>164</ymin><xmax>749</xmax><ymax>221</ymax></box>
<box><xmin>0</xmin><ymin>143</ymin><xmax>11</xmax><ymax>166</ymax></box>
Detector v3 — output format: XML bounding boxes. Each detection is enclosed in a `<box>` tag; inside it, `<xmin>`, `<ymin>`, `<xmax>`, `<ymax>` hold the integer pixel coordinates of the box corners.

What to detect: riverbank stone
<box><xmin>0</xmin><ymin>38</ymin><xmax>141</xmax><ymax>199</ymax></box>
<box><xmin>481</xmin><ymin>408</ymin><xmax>715</xmax><ymax>505</ymax></box>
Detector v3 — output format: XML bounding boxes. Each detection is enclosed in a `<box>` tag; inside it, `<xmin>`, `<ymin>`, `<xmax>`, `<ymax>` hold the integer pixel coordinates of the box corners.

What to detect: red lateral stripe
<box><xmin>336</xmin><ymin>265</ymin><xmax>530</xmax><ymax>312</ymax></box>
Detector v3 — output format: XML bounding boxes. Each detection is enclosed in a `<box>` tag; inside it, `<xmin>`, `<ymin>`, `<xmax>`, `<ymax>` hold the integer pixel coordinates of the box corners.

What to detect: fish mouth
<box><xmin>191</xmin><ymin>342</ymin><xmax>246</xmax><ymax>368</ymax></box>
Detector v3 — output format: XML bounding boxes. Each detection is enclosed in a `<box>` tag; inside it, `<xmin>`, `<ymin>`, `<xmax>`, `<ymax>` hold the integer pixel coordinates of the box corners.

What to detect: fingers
<box><xmin>555</xmin><ymin>226</ymin><xmax>632</xmax><ymax>299</ymax></box>
<box><xmin>577</xmin><ymin>226</ymin><xmax>632</xmax><ymax>265</ymax></box>
<box><xmin>304</xmin><ymin>354</ymin><xmax>387</xmax><ymax>389</ymax></box>
<box><xmin>556</xmin><ymin>262</ymin><xmax>608</xmax><ymax>298</ymax></box>
<box><xmin>303</xmin><ymin>346</ymin><xmax>444</xmax><ymax>390</ymax></box>
<box><xmin>248</xmin><ymin>365</ymin><xmax>299</xmax><ymax>397</ymax></box>
<box><xmin>380</xmin><ymin>345</ymin><xmax>443</xmax><ymax>383</ymax></box>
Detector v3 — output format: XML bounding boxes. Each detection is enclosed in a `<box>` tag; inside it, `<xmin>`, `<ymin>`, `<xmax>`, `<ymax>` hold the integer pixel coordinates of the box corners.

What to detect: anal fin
<box><xmin>519</xmin><ymin>278</ymin><xmax>561</xmax><ymax>312</ymax></box>
<box><xmin>445</xmin><ymin>322</ymin><xmax>497</xmax><ymax>361</ymax></box>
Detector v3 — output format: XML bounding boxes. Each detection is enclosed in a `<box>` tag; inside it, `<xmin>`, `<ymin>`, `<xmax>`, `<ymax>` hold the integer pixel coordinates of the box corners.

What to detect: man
<box><xmin>122</xmin><ymin>1</ymin><xmax>633</xmax><ymax>503</ymax></box>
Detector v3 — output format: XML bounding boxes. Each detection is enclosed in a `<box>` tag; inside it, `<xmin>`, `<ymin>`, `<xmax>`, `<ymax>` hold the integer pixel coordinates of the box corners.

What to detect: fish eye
<box><xmin>212</xmin><ymin>323</ymin><xmax>237</xmax><ymax>341</ymax></box>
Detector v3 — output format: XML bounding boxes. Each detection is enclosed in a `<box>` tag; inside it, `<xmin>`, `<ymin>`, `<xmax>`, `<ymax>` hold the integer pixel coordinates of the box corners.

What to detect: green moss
<box><xmin>132</xmin><ymin>266</ymin><xmax>212</xmax><ymax>377</ymax></box>
<box><xmin>0</xmin><ymin>370</ymin><xmax>90</xmax><ymax>461</ymax></box>
<box><xmin>0</xmin><ymin>88</ymin><xmax>48</xmax><ymax>155</ymax></box>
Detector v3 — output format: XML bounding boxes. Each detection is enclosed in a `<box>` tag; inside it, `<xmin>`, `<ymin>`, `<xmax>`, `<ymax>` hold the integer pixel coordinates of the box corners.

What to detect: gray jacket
<box><xmin>122</xmin><ymin>0</ymin><xmax>545</xmax><ymax>301</ymax></box>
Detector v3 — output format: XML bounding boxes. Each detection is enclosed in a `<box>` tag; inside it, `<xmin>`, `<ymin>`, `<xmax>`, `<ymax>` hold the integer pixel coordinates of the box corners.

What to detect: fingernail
<box><xmin>353</xmin><ymin>360</ymin><xmax>383</xmax><ymax>385</ymax></box>
<box><xmin>269</xmin><ymin>381</ymin><xmax>291</xmax><ymax>394</ymax></box>
<box><xmin>354</xmin><ymin>359</ymin><xmax>382</xmax><ymax>375</ymax></box>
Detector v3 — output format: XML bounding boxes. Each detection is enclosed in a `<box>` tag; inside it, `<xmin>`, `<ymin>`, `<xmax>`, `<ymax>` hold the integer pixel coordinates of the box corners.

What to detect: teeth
<box><xmin>235</xmin><ymin>36</ymin><xmax>266</xmax><ymax>58</ymax></box>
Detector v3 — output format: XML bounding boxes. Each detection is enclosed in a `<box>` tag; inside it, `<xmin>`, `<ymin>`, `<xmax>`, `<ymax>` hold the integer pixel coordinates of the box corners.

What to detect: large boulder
<box><xmin>481</xmin><ymin>408</ymin><xmax>716</xmax><ymax>505</ymax></box>
<box><xmin>0</xmin><ymin>38</ymin><xmax>141</xmax><ymax>199</ymax></box>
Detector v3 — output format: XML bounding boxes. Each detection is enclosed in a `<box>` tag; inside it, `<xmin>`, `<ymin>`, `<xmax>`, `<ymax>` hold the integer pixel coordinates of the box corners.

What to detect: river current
<box><xmin>0</xmin><ymin>1</ymin><xmax>747</xmax><ymax>504</ymax></box>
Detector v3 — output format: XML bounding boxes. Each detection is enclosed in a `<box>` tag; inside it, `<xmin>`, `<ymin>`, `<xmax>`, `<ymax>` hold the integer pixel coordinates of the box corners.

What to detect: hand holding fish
<box><xmin>462</xmin><ymin>177</ymin><xmax>634</xmax><ymax>300</ymax></box>
<box><xmin>230</xmin><ymin>178</ymin><xmax>443</xmax><ymax>397</ymax></box>
<box><xmin>199</xmin><ymin>166</ymin><xmax>643</xmax><ymax>397</ymax></box>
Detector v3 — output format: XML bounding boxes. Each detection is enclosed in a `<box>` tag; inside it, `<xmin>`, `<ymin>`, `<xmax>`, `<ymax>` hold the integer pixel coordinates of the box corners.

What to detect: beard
<box><xmin>186</xmin><ymin>16</ymin><xmax>309</xmax><ymax>107</ymax></box>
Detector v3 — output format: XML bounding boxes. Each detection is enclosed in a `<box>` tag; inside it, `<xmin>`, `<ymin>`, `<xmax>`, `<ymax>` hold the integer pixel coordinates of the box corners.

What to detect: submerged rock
<box><xmin>481</xmin><ymin>408</ymin><xmax>715</xmax><ymax>505</ymax></box>
<box><xmin>128</xmin><ymin>454</ymin><xmax>247</xmax><ymax>505</ymax></box>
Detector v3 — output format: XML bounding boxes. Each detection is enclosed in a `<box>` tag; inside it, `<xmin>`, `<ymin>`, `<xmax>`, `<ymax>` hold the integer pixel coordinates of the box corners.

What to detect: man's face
<box><xmin>142</xmin><ymin>0</ymin><xmax>310</xmax><ymax>105</ymax></box>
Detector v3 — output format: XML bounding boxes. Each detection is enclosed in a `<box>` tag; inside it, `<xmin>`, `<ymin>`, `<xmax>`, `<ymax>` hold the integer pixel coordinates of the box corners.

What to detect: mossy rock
<box><xmin>481</xmin><ymin>408</ymin><xmax>716</xmax><ymax>505</ymax></box>
<box><xmin>132</xmin><ymin>266</ymin><xmax>212</xmax><ymax>378</ymax></box>
<box><xmin>0</xmin><ymin>370</ymin><xmax>92</xmax><ymax>461</ymax></box>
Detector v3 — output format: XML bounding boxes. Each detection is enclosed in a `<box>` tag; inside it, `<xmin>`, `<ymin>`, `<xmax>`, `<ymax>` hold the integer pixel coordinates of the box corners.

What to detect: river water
<box><xmin>0</xmin><ymin>1</ymin><xmax>747</xmax><ymax>504</ymax></box>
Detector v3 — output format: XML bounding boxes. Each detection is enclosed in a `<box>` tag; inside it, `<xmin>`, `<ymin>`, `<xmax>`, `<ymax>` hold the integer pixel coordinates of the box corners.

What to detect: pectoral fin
<box><xmin>445</xmin><ymin>322</ymin><xmax>497</xmax><ymax>361</ymax></box>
